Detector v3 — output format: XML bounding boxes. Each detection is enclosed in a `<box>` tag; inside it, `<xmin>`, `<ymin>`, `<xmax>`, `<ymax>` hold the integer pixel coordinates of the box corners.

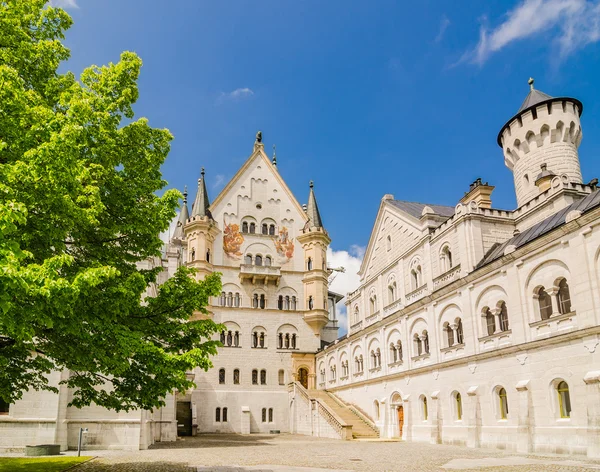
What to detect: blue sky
<box><xmin>54</xmin><ymin>0</ymin><xmax>600</xmax><ymax>314</ymax></box>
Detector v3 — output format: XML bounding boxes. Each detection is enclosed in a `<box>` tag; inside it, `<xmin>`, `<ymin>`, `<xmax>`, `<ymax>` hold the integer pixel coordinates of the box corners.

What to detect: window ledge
<box><xmin>478</xmin><ymin>329</ymin><xmax>512</xmax><ymax>342</ymax></box>
<box><xmin>328</xmin><ymin>379</ymin><xmax>336</xmax><ymax>384</ymax></box>
<box><xmin>440</xmin><ymin>343</ymin><xmax>465</xmax><ymax>353</ymax></box>
<box><xmin>221</xmin><ymin>345</ymin><xmax>243</xmax><ymax>348</ymax></box>
<box><xmin>353</xmin><ymin>372</ymin><xmax>364</xmax><ymax>377</ymax></box>
<box><xmin>369</xmin><ymin>367</ymin><xmax>382</xmax><ymax>373</ymax></box>
<box><xmin>340</xmin><ymin>375</ymin><xmax>349</xmax><ymax>381</ymax></box>
<box><xmin>251</xmin><ymin>346</ymin><xmax>268</xmax><ymax>349</ymax></box>
<box><xmin>411</xmin><ymin>353</ymin><xmax>430</xmax><ymax>361</ymax></box>
<box><xmin>530</xmin><ymin>311</ymin><xmax>576</xmax><ymax>328</ymax></box>
<box><xmin>388</xmin><ymin>360</ymin><xmax>404</xmax><ymax>367</ymax></box>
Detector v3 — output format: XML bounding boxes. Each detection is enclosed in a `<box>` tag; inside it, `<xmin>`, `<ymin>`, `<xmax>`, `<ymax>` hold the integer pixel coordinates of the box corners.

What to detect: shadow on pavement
<box><xmin>149</xmin><ymin>434</ymin><xmax>276</xmax><ymax>450</ymax></box>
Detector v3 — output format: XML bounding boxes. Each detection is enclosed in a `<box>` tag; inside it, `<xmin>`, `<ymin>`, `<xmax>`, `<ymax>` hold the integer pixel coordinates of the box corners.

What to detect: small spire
<box><xmin>172</xmin><ymin>186</ymin><xmax>190</xmax><ymax>240</ymax></box>
<box><xmin>272</xmin><ymin>144</ymin><xmax>277</xmax><ymax>168</ymax></box>
<box><xmin>528</xmin><ymin>77</ymin><xmax>534</xmax><ymax>91</ymax></box>
<box><xmin>191</xmin><ymin>167</ymin><xmax>213</xmax><ymax>220</ymax></box>
<box><xmin>305</xmin><ymin>180</ymin><xmax>324</xmax><ymax>229</ymax></box>
<box><xmin>309</xmin><ymin>180</ymin><xmax>314</xmax><ymax>189</ymax></box>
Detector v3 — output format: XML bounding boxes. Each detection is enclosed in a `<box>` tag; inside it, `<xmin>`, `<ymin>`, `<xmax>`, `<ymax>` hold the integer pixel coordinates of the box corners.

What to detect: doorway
<box><xmin>176</xmin><ymin>401</ymin><xmax>192</xmax><ymax>436</ymax></box>
<box><xmin>298</xmin><ymin>368</ymin><xmax>309</xmax><ymax>389</ymax></box>
<box><xmin>397</xmin><ymin>405</ymin><xmax>404</xmax><ymax>438</ymax></box>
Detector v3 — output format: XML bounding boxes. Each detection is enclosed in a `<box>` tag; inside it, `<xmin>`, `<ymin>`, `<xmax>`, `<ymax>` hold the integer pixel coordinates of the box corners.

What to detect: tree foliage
<box><xmin>0</xmin><ymin>0</ymin><xmax>222</xmax><ymax>411</ymax></box>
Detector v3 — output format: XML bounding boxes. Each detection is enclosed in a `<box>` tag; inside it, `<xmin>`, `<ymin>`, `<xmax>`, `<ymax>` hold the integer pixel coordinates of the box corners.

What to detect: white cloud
<box><xmin>327</xmin><ymin>245</ymin><xmax>365</xmax><ymax>336</ymax></box>
<box><xmin>464</xmin><ymin>0</ymin><xmax>600</xmax><ymax>64</ymax></box>
<box><xmin>218</xmin><ymin>88</ymin><xmax>254</xmax><ymax>103</ymax></box>
<box><xmin>435</xmin><ymin>15</ymin><xmax>451</xmax><ymax>43</ymax></box>
<box><xmin>212</xmin><ymin>174</ymin><xmax>225</xmax><ymax>190</ymax></box>
<box><xmin>50</xmin><ymin>0</ymin><xmax>79</xmax><ymax>9</ymax></box>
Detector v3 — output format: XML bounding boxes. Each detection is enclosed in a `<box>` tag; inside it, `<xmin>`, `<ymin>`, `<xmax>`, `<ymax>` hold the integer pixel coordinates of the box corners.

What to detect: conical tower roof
<box><xmin>305</xmin><ymin>180</ymin><xmax>324</xmax><ymax>229</ymax></box>
<box><xmin>191</xmin><ymin>167</ymin><xmax>213</xmax><ymax>220</ymax></box>
<box><xmin>517</xmin><ymin>86</ymin><xmax>553</xmax><ymax>113</ymax></box>
<box><xmin>172</xmin><ymin>186</ymin><xmax>189</xmax><ymax>240</ymax></box>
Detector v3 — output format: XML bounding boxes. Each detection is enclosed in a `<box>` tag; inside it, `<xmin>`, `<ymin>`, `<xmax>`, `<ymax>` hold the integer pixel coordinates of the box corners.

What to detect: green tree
<box><xmin>0</xmin><ymin>0</ymin><xmax>222</xmax><ymax>411</ymax></box>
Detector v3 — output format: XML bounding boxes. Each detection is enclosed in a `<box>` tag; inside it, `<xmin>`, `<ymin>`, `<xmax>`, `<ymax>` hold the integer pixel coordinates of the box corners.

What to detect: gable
<box><xmin>359</xmin><ymin>201</ymin><xmax>422</xmax><ymax>282</ymax></box>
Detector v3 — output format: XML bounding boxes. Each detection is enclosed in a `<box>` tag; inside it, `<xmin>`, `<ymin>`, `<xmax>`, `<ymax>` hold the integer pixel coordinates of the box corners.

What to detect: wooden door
<box><xmin>397</xmin><ymin>405</ymin><xmax>404</xmax><ymax>438</ymax></box>
<box><xmin>298</xmin><ymin>368</ymin><xmax>309</xmax><ymax>389</ymax></box>
<box><xmin>176</xmin><ymin>401</ymin><xmax>192</xmax><ymax>436</ymax></box>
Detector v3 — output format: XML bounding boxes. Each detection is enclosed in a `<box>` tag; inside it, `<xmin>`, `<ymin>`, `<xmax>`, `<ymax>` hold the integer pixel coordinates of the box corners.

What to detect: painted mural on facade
<box><xmin>273</xmin><ymin>226</ymin><xmax>294</xmax><ymax>260</ymax></box>
<box><xmin>223</xmin><ymin>222</ymin><xmax>244</xmax><ymax>258</ymax></box>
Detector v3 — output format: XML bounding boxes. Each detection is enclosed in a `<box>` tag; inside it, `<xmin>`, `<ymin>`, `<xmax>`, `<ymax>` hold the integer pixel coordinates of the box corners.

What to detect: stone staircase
<box><xmin>309</xmin><ymin>390</ymin><xmax>379</xmax><ymax>439</ymax></box>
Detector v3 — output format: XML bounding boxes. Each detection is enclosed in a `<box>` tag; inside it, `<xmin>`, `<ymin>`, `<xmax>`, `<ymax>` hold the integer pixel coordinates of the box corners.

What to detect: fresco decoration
<box><xmin>273</xmin><ymin>226</ymin><xmax>294</xmax><ymax>260</ymax></box>
<box><xmin>223</xmin><ymin>222</ymin><xmax>244</xmax><ymax>258</ymax></box>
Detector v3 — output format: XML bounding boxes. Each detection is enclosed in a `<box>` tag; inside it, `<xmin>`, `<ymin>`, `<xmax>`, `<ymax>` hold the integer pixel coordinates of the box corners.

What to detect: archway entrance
<box><xmin>397</xmin><ymin>405</ymin><xmax>404</xmax><ymax>438</ymax></box>
<box><xmin>298</xmin><ymin>368</ymin><xmax>309</xmax><ymax>389</ymax></box>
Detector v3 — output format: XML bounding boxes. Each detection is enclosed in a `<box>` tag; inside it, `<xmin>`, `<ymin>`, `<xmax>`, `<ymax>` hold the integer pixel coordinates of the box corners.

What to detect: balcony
<box><xmin>383</xmin><ymin>299</ymin><xmax>403</xmax><ymax>317</ymax></box>
<box><xmin>239</xmin><ymin>264</ymin><xmax>281</xmax><ymax>286</ymax></box>
<box><xmin>405</xmin><ymin>284</ymin><xmax>428</xmax><ymax>305</ymax></box>
<box><xmin>433</xmin><ymin>264</ymin><xmax>462</xmax><ymax>291</ymax></box>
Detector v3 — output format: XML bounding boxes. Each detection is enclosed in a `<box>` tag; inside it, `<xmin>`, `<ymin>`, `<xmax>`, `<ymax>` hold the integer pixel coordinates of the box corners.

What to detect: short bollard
<box><xmin>77</xmin><ymin>428</ymin><xmax>88</xmax><ymax>457</ymax></box>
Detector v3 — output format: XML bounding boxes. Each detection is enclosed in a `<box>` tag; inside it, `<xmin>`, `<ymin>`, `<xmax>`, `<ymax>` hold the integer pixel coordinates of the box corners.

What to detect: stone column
<box><xmin>491</xmin><ymin>307</ymin><xmax>502</xmax><ymax>334</ymax></box>
<box><xmin>401</xmin><ymin>394</ymin><xmax>412</xmax><ymax>442</ymax></box>
<box><xmin>430</xmin><ymin>390</ymin><xmax>442</xmax><ymax>444</ymax></box>
<box><xmin>515</xmin><ymin>380</ymin><xmax>532</xmax><ymax>453</ymax></box>
<box><xmin>584</xmin><ymin>371</ymin><xmax>600</xmax><ymax>459</ymax></box>
<box><xmin>309</xmin><ymin>373</ymin><xmax>316</xmax><ymax>390</ymax></box>
<box><xmin>466</xmin><ymin>386</ymin><xmax>481</xmax><ymax>448</ymax></box>
<box><xmin>546</xmin><ymin>288</ymin><xmax>560</xmax><ymax>316</ymax></box>
<box><xmin>54</xmin><ymin>370</ymin><xmax>70</xmax><ymax>451</ymax></box>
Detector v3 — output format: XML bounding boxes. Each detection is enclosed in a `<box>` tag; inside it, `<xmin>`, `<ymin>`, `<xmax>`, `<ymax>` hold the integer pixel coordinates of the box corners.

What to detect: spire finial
<box><xmin>309</xmin><ymin>180</ymin><xmax>314</xmax><ymax>189</ymax></box>
<box><xmin>183</xmin><ymin>185</ymin><xmax>188</xmax><ymax>203</ymax></box>
<box><xmin>200</xmin><ymin>167</ymin><xmax>205</xmax><ymax>179</ymax></box>
<box><xmin>255</xmin><ymin>131</ymin><xmax>262</xmax><ymax>143</ymax></box>
<box><xmin>528</xmin><ymin>77</ymin><xmax>534</xmax><ymax>90</ymax></box>
<box><xmin>272</xmin><ymin>144</ymin><xmax>277</xmax><ymax>167</ymax></box>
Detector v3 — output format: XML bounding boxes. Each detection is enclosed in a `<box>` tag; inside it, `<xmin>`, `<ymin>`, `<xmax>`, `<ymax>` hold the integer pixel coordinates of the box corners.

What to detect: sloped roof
<box><xmin>476</xmin><ymin>190</ymin><xmax>600</xmax><ymax>269</ymax></box>
<box><xmin>306</xmin><ymin>181</ymin><xmax>324</xmax><ymax>228</ymax></box>
<box><xmin>517</xmin><ymin>88</ymin><xmax>554</xmax><ymax>113</ymax></box>
<box><xmin>389</xmin><ymin>200</ymin><xmax>455</xmax><ymax>219</ymax></box>
<box><xmin>191</xmin><ymin>168</ymin><xmax>212</xmax><ymax>220</ymax></box>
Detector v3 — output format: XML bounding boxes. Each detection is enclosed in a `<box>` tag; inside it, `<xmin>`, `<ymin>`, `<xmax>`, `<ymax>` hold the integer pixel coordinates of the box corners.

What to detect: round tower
<box><xmin>497</xmin><ymin>78</ymin><xmax>583</xmax><ymax>207</ymax></box>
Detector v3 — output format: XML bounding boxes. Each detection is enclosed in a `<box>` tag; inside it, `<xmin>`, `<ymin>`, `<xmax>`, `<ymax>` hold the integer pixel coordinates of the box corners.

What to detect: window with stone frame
<box><xmin>222</xmin><ymin>407</ymin><xmax>228</xmax><ymax>422</ymax></box>
<box><xmin>261</xmin><ymin>408</ymin><xmax>267</xmax><ymax>422</ymax></box>
<box><xmin>484</xmin><ymin>308</ymin><xmax>496</xmax><ymax>336</ymax></box>
<box><xmin>557</xmin><ymin>279</ymin><xmax>572</xmax><ymax>314</ymax></box>
<box><xmin>219</xmin><ymin>368</ymin><xmax>225</xmax><ymax>384</ymax></box>
<box><xmin>215</xmin><ymin>407</ymin><xmax>221</xmax><ymax>422</ymax></box>
<box><xmin>498</xmin><ymin>302</ymin><xmax>510</xmax><ymax>331</ymax></box>
<box><xmin>537</xmin><ymin>286</ymin><xmax>553</xmax><ymax>320</ymax></box>
<box><xmin>278</xmin><ymin>369</ymin><xmax>285</xmax><ymax>385</ymax></box>
<box><xmin>252</xmin><ymin>369</ymin><xmax>258</xmax><ymax>385</ymax></box>
<box><xmin>233</xmin><ymin>369</ymin><xmax>240</xmax><ymax>385</ymax></box>
<box><xmin>260</xmin><ymin>369</ymin><xmax>267</xmax><ymax>385</ymax></box>
<box><xmin>268</xmin><ymin>408</ymin><xmax>273</xmax><ymax>422</ymax></box>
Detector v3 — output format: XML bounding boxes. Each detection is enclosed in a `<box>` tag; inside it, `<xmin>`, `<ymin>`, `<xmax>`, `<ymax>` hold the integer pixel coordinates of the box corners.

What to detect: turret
<box><xmin>297</xmin><ymin>181</ymin><xmax>331</xmax><ymax>335</ymax></box>
<box><xmin>498</xmin><ymin>78</ymin><xmax>583</xmax><ymax>207</ymax></box>
<box><xmin>184</xmin><ymin>168</ymin><xmax>220</xmax><ymax>280</ymax></box>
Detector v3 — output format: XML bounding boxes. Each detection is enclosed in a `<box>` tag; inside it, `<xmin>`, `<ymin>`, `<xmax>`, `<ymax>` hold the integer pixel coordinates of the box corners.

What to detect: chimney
<box><xmin>459</xmin><ymin>178</ymin><xmax>494</xmax><ymax>209</ymax></box>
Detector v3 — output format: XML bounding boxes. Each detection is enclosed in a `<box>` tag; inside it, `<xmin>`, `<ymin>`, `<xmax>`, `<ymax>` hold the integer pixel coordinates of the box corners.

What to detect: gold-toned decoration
<box><xmin>273</xmin><ymin>226</ymin><xmax>294</xmax><ymax>260</ymax></box>
<box><xmin>223</xmin><ymin>222</ymin><xmax>244</xmax><ymax>258</ymax></box>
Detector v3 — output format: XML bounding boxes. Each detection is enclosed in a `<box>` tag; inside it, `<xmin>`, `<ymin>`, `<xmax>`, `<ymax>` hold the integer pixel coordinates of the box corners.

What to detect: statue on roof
<box><xmin>256</xmin><ymin>131</ymin><xmax>262</xmax><ymax>143</ymax></box>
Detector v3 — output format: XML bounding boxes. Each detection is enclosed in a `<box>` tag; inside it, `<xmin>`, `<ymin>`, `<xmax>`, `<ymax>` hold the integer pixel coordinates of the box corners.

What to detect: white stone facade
<box><xmin>316</xmin><ymin>84</ymin><xmax>600</xmax><ymax>458</ymax></box>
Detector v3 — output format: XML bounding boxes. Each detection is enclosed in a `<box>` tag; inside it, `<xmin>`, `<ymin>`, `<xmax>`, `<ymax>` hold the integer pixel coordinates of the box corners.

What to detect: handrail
<box><xmin>326</xmin><ymin>391</ymin><xmax>379</xmax><ymax>434</ymax></box>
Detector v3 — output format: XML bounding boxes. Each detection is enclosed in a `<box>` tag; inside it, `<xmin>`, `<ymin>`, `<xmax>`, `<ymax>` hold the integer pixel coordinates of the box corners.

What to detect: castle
<box><xmin>1</xmin><ymin>80</ymin><xmax>599</xmax><ymax>458</ymax></box>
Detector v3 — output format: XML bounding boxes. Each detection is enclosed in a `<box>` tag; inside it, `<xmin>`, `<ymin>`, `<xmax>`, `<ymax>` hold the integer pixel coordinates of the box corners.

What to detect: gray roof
<box><xmin>389</xmin><ymin>200</ymin><xmax>455</xmax><ymax>219</ymax></box>
<box><xmin>191</xmin><ymin>168</ymin><xmax>213</xmax><ymax>220</ymax></box>
<box><xmin>476</xmin><ymin>190</ymin><xmax>600</xmax><ymax>269</ymax></box>
<box><xmin>305</xmin><ymin>181</ymin><xmax>324</xmax><ymax>229</ymax></box>
<box><xmin>171</xmin><ymin>186</ymin><xmax>190</xmax><ymax>240</ymax></box>
<box><xmin>518</xmin><ymin>88</ymin><xmax>553</xmax><ymax>113</ymax></box>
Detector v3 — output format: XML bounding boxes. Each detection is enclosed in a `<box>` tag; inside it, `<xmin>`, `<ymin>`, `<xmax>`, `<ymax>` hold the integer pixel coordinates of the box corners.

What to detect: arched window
<box><xmin>268</xmin><ymin>408</ymin><xmax>273</xmax><ymax>422</ymax></box>
<box><xmin>422</xmin><ymin>396</ymin><xmax>428</xmax><ymax>421</ymax></box>
<box><xmin>223</xmin><ymin>407</ymin><xmax>228</xmax><ymax>422</ymax></box>
<box><xmin>278</xmin><ymin>333</ymin><xmax>283</xmax><ymax>349</ymax></box>
<box><xmin>441</xmin><ymin>246</ymin><xmax>453</xmax><ymax>272</ymax></box>
<box><xmin>261</xmin><ymin>408</ymin><xmax>267</xmax><ymax>422</ymax></box>
<box><xmin>373</xmin><ymin>400</ymin><xmax>380</xmax><ymax>421</ymax></box>
<box><xmin>308</xmin><ymin>296</ymin><xmax>314</xmax><ymax>310</ymax></box>
<box><xmin>219</xmin><ymin>368</ymin><xmax>225</xmax><ymax>384</ymax></box>
<box><xmin>260</xmin><ymin>294</ymin><xmax>266</xmax><ymax>309</ymax></box>
<box><xmin>215</xmin><ymin>407</ymin><xmax>221</xmax><ymax>422</ymax></box>
<box><xmin>265</xmin><ymin>256</ymin><xmax>272</xmax><ymax>266</ymax></box>
<box><xmin>262</xmin><ymin>223</ymin><xmax>268</xmax><ymax>235</ymax></box>
<box><xmin>557</xmin><ymin>279</ymin><xmax>572</xmax><ymax>314</ymax></box>
<box><xmin>255</xmin><ymin>255</ymin><xmax>262</xmax><ymax>266</ymax></box>
<box><xmin>397</xmin><ymin>342</ymin><xmax>403</xmax><ymax>361</ymax></box>
<box><xmin>269</xmin><ymin>224</ymin><xmax>275</xmax><ymax>235</ymax></box>
<box><xmin>390</xmin><ymin>343</ymin><xmax>397</xmax><ymax>363</ymax></box>
<box><xmin>498</xmin><ymin>387</ymin><xmax>508</xmax><ymax>419</ymax></box>
<box><xmin>359</xmin><ymin>355</ymin><xmax>364</xmax><ymax>372</ymax></box>
<box><xmin>260</xmin><ymin>369</ymin><xmax>267</xmax><ymax>385</ymax></box>
<box><xmin>456</xmin><ymin>319</ymin><xmax>464</xmax><ymax>344</ymax></box>
<box><xmin>411</xmin><ymin>269</ymin><xmax>419</xmax><ymax>290</ymax></box>
<box><xmin>253</xmin><ymin>294</ymin><xmax>259</xmax><ymax>309</ymax></box>
<box><xmin>278</xmin><ymin>295</ymin><xmax>283</xmax><ymax>310</ymax></box>
<box><xmin>226</xmin><ymin>331</ymin><xmax>232</xmax><ymax>346</ymax></box>
<box><xmin>249</xmin><ymin>222</ymin><xmax>256</xmax><ymax>234</ymax></box>
<box><xmin>220</xmin><ymin>292</ymin><xmax>226</xmax><ymax>306</ymax></box>
<box><xmin>206</xmin><ymin>249</ymin><xmax>211</xmax><ymax>263</ymax></box>
<box><xmin>307</xmin><ymin>258</ymin><xmax>313</xmax><ymax>271</ymax></box>
<box><xmin>455</xmin><ymin>392</ymin><xmax>463</xmax><ymax>420</ymax></box>
<box><xmin>557</xmin><ymin>381</ymin><xmax>571</xmax><ymax>418</ymax></box>
<box><xmin>252</xmin><ymin>332</ymin><xmax>258</xmax><ymax>348</ymax></box>
<box><xmin>220</xmin><ymin>330</ymin><xmax>225</xmax><ymax>344</ymax></box>
<box><xmin>376</xmin><ymin>348</ymin><xmax>381</xmax><ymax>367</ymax></box>
<box><xmin>190</xmin><ymin>248</ymin><xmax>195</xmax><ymax>261</ymax></box>
<box><xmin>284</xmin><ymin>296</ymin><xmax>290</xmax><ymax>310</ymax></box>
<box><xmin>227</xmin><ymin>292</ymin><xmax>233</xmax><ymax>307</ymax></box>
<box><xmin>233</xmin><ymin>369</ymin><xmax>240</xmax><ymax>384</ymax></box>
<box><xmin>370</xmin><ymin>294</ymin><xmax>377</xmax><ymax>314</ymax></box>
<box><xmin>414</xmin><ymin>333</ymin><xmax>422</xmax><ymax>356</ymax></box>
<box><xmin>485</xmin><ymin>308</ymin><xmax>496</xmax><ymax>336</ymax></box>
<box><xmin>278</xmin><ymin>369</ymin><xmax>285</xmax><ymax>385</ymax></box>
<box><xmin>423</xmin><ymin>331</ymin><xmax>430</xmax><ymax>354</ymax></box>
<box><xmin>291</xmin><ymin>333</ymin><xmax>297</xmax><ymax>349</ymax></box>
<box><xmin>537</xmin><ymin>286</ymin><xmax>553</xmax><ymax>320</ymax></box>
<box><xmin>285</xmin><ymin>333</ymin><xmax>290</xmax><ymax>349</ymax></box>
<box><xmin>353</xmin><ymin>306</ymin><xmax>360</xmax><ymax>324</ymax></box>
<box><xmin>245</xmin><ymin>254</ymin><xmax>252</xmax><ymax>265</ymax></box>
<box><xmin>259</xmin><ymin>332</ymin><xmax>265</xmax><ymax>348</ymax></box>
<box><xmin>233</xmin><ymin>331</ymin><xmax>239</xmax><ymax>347</ymax></box>
<box><xmin>242</xmin><ymin>222</ymin><xmax>248</xmax><ymax>233</ymax></box>
<box><xmin>445</xmin><ymin>322</ymin><xmax>454</xmax><ymax>347</ymax></box>
<box><xmin>388</xmin><ymin>282</ymin><xmax>396</xmax><ymax>303</ymax></box>
<box><xmin>235</xmin><ymin>293</ymin><xmax>241</xmax><ymax>307</ymax></box>
<box><xmin>252</xmin><ymin>369</ymin><xmax>258</xmax><ymax>385</ymax></box>
<box><xmin>291</xmin><ymin>296</ymin><xmax>297</xmax><ymax>310</ymax></box>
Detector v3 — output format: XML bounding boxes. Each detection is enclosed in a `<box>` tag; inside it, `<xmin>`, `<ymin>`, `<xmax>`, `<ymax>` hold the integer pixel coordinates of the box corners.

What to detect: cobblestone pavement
<box><xmin>74</xmin><ymin>434</ymin><xmax>600</xmax><ymax>472</ymax></box>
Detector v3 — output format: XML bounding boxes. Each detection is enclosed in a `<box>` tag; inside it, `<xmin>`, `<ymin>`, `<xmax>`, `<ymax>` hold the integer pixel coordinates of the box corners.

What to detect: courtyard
<box><xmin>70</xmin><ymin>434</ymin><xmax>600</xmax><ymax>472</ymax></box>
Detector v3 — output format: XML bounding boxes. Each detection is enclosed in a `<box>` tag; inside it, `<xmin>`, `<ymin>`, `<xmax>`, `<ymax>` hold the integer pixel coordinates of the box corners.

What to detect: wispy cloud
<box><xmin>327</xmin><ymin>245</ymin><xmax>365</xmax><ymax>336</ymax></box>
<box><xmin>212</xmin><ymin>174</ymin><xmax>225</xmax><ymax>190</ymax></box>
<box><xmin>50</xmin><ymin>0</ymin><xmax>79</xmax><ymax>9</ymax></box>
<box><xmin>217</xmin><ymin>88</ymin><xmax>254</xmax><ymax>104</ymax></box>
<box><xmin>463</xmin><ymin>0</ymin><xmax>600</xmax><ymax>65</ymax></box>
<box><xmin>435</xmin><ymin>15</ymin><xmax>451</xmax><ymax>42</ymax></box>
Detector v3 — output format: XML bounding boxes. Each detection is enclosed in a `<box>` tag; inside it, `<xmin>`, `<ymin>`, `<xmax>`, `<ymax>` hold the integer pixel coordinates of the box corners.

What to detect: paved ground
<box><xmin>70</xmin><ymin>434</ymin><xmax>600</xmax><ymax>472</ymax></box>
